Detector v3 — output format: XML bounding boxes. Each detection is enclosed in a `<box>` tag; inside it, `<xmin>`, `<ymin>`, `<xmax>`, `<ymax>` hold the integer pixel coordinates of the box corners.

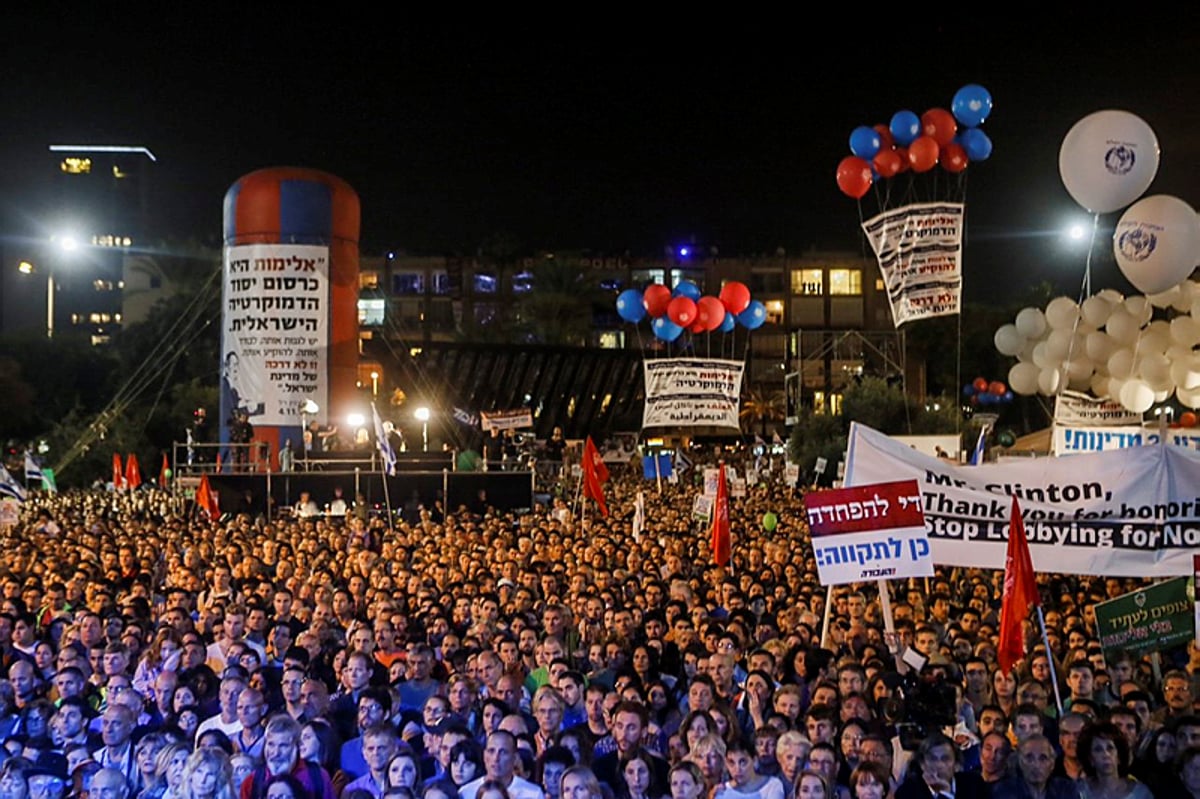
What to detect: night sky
<box><xmin>1</xmin><ymin>14</ymin><xmax>1198</xmax><ymax>301</ymax></box>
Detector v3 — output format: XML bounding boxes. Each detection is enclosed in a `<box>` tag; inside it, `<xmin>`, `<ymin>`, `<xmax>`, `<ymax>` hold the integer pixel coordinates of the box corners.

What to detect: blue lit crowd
<box><xmin>0</xmin><ymin>455</ymin><xmax>1196</xmax><ymax>799</ymax></box>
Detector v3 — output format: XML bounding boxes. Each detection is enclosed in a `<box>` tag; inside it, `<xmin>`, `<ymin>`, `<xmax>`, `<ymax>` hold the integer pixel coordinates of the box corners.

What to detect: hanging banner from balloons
<box><xmin>1054</xmin><ymin>390</ymin><xmax>1142</xmax><ymax>427</ymax></box>
<box><xmin>861</xmin><ymin>202</ymin><xmax>964</xmax><ymax>326</ymax></box>
<box><xmin>642</xmin><ymin>358</ymin><xmax>744</xmax><ymax>429</ymax></box>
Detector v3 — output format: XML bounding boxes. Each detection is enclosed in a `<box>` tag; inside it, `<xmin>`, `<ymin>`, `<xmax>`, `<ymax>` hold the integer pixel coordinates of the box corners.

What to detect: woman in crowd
<box><xmin>140</xmin><ymin>742</ymin><xmax>191</xmax><ymax>799</ymax></box>
<box><xmin>794</xmin><ymin>771</ymin><xmax>833</xmax><ymax>799</ymax></box>
<box><xmin>180</xmin><ymin>748</ymin><xmax>235</xmax><ymax>799</ymax></box>
<box><xmin>849</xmin><ymin>761</ymin><xmax>893</xmax><ymax>799</ymax></box>
<box><xmin>667</xmin><ymin>762</ymin><xmax>706</xmax><ymax>799</ymax></box>
<box><xmin>385</xmin><ymin>749</ymin><xmax>421</xmax><ymax>794</ymax></box>
<box><xmin>619</xmin><ymin>749</ymin><xmax>663</xmax><ymax>799</ymax></box>
<box><xmin>559</xmin><ymin>767</ymin><xmax>605</xmax><ymax>799</ymax></box>
<box><xmin>0</xmin><ymin>758</ymin><xmax>31</xmax><ymax>799</ymax></box>
<box><xmin>1076</xmin><ymin>721</ymin><xmax>1152</xmax><ymax>799</ymax></box>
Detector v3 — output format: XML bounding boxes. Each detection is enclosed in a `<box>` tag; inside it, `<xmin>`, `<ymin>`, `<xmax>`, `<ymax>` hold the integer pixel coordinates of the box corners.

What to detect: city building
<box><xmin>2</xmin><ymin>144</ymin><xmax>156</xmax><ymax>344</ymax></box>
<box><xmin>356</xmin><ymin>248</ymin><xmax>913</xmax><ymax>442</ymax></box>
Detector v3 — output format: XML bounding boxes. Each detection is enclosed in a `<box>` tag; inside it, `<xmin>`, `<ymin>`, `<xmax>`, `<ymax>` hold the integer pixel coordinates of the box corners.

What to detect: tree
<box><xmin>514</xmin><ymin>255</ymin><xmax>611</xmax><ymax>346</ymax></box>
<box><xmin>739</xmin><ymin>385</ymin><xmax>786</xmax><ymax>437</ymax></box>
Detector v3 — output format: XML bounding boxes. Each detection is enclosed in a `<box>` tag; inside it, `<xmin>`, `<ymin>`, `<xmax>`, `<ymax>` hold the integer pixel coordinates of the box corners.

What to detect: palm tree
<box><xmin>514</xmin><ymin>255</ymin><xmax>610</xmax><ymax>346</ymax></box>
<box><xmin>740</xmin><ymin>385</ymin><xmax>786</xmax><ymax>437</ymax></box>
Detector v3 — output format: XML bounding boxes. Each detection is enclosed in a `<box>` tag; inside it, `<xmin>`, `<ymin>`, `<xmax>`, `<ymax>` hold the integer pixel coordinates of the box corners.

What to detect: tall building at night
<box><xmin>2</xmin><ymin>144</ymin><xmax>156</xmax><ymax>344</ymax></box>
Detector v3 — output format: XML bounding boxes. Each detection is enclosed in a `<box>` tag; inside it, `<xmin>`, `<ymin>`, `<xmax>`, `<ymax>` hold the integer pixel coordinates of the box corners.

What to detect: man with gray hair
<box><xmin>238</xmin><ymin>714</ymin><xmax>334</xmax><ymax>799</ymax></box>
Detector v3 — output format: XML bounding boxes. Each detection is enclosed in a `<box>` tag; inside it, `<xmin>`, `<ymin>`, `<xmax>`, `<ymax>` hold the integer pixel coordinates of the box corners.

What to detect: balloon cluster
<box><xmin>962</xmin><ymin>376</ymin><xmax>1013</xmax><ymax>406</ymax></box>
<box><xmin>994</xmin><ymin>281</ymin><xmax>1200</xmax><ymax>413</ymax></box>
<box><xmin>837</xmin><ymin>84</ymin><xmax>994</xmax><ymax>199</ymax></box>
<box><xmin>1057</xmin><ymin>110</ymin><xmax>1198</xmax><ymax>295</ymax></box>
<box><xmin>615</xmin><ymin>280</ymin><xmax>767</xmax><ymax>342</ymax></box>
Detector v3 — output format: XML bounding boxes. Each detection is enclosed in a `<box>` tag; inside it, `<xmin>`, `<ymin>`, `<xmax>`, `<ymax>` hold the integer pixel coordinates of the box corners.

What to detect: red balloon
<box><xmin>989</xmin><ymin>380</ymin><xmax>1006</xmax><ymax>396</ymax></box>
<box><xmin>667</xmin><ymin>296</ymin><xmax>698</xmax><ymax>327</ymax></box>
<box><xmin>907</xmin><ymin>136</ymin><xmax>939</xmax><ymax>173</ymax></box>
<box><xmin>973</xmin><ymin>377</ymin><xmax>989</xmax><ymax>392</ymax></box>
<box><xmin>690</xmin><ymin>320</ymin><xmax>706</xmax><ymax>334</ymax></box>
<box><xmin>696</xmin><ymin>296</ymin><xmax>726</xmax><ymax>331</ymax></box>
<box><xmin>643</xmin><ymin>284</ymin><xmax>671</xmax><ymax>318</ymax></box>
<box><xmin>921</xmin><ymin>107</ymin><xmax>958</xmax><ymax>147</ymax></box>
<box><xmin>1182</xmin><ymin>411</ymin><xmax>1198</xmax><ymax>428</ymax></box>
<box><xmin>719</xmin><ymin>281</ymin><xmax>751</xmax><ymax>315</ymax></box>
<box><xmin>942</xmin><ymin>142</ymin><xmax>968</xmax><ymax>173</ymax></box>
<box><xmin>894</xmin><ymin>146</ymin><xmax>910</xmax><ymax>173</ymax></box>
<box><xmin>873</xmin><ymin>149</ymin><xmax>902</xmax><ymax>179</ymax></box>
<box><xmin>872</xmin><ymin>123</ymin><xmax>894</xmax><ymax>151</ymax></box>
<box><xmin>836</xmin><ymin>156</ymin><xmax>873</xmax><ymax>199</ymax></box>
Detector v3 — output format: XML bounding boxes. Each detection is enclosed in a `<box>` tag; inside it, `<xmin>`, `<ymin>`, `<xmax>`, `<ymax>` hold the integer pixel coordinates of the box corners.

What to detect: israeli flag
<box><xmin>0</xmin><ymin>465</ymin><xmax>26</xmax><ymax>502</ymax></box>
<box><xmin>24</xmin><ymin>452</ymin><xmax>45</xmax><ymax>489</ymax></box>
<box><xmin>372</xmin><ymin>404</ymin><xmax>397</xmax><ymax>477</ymax></box>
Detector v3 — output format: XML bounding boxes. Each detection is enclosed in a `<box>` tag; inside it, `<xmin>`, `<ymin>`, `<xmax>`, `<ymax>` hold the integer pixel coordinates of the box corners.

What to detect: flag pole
<box><xmin>654</xmin><ymin>450</ymin><xmax>662</xmax><ymax>495</ymax></box>
<box><xmin>1037</xmin><ymin>606</ymin><xmax>1064</xmax><ymax>715</ymax></box>
<box><xmin>372</xmin><ymin>402</ymin><xmax>395</xmax><ymax>529</ymax></box>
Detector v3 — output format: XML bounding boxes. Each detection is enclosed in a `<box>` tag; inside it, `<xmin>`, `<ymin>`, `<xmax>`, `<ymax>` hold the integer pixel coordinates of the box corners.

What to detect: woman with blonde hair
<box><xmin>559</xmin><ymin>767</ymin><xmax>604</xmax><ymax>799</ymax></box>
<box><xmin>180</xmin><ymin>747</ymin><xmax>235</xmax><ymax>799</ymax></box>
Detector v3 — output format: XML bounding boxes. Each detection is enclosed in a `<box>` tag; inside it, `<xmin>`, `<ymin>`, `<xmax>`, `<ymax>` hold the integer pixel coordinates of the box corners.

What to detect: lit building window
<box><xmin>431</xmin><ymin>270</ymin><xmax>450</xmax><ymax>295</ymax></box>
<box><xmin>632</xmin><ymin>269</ymin><xmax>665</xmax><ymax>285</ymax></box>
<box><xmin>875</xmin><ymin>278</ymin><xmax>885</xmax><ymax>291</ymax></box>
<box><xmin>765</xmin><ymin>300</ymin><xmax>784</xmax><ymax>325</ymax></box>
<box><xmin>357</xmin><ymin>298</ymin><xmax>385</xmax><ymax>326</ymax></box>
<box><xmin>473</xmin><ymin>272</ymin><xmax>497</xmax><ymax>294</ymax></box>
<box><xmin>393</xmin><ymin>273</ymin><xmax>424</xmax><ymax>295</ymax></box>
<box><xmin>61</xmin><ymin>157</ymin><xmax>91</xmax><ymax>174</ymax></box>
<box><xmin>791</xmin><ymin>269</ymin><xmax>823</xmax><ymax>296</ymax></box>
<box><xmin>812</xmin><ymin>391</ymin><xmax>844</xmax><ymax>415</ymax></box>
<box><xmin>598</xmin><ymin>331</ymin><xmax>624</xmax><ymax>349</ymax></box>
<box><xmin>829</xmin><ymin>269</ymin><xmax>862</xmax><ymax>295</ymax></box>
<box><xmin>512</xmin><ymin>271</ymin><xmax>534</xmax><ymax>293</ymax></box>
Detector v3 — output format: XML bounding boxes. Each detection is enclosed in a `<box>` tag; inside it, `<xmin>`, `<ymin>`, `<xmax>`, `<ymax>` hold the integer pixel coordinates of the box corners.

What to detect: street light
<box><xmin>17</xmin><ymin>261</ymin><xmax>54</xmax><ymax>339</ymax></box>
<box><xmin>414</xmin><ymin>406</ymin><xmax>430</xmax><ymax>451</ymax></box>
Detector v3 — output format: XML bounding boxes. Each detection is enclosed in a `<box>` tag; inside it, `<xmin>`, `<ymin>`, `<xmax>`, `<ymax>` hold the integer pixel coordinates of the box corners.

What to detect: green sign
<box><xmin>1094</xmin><ymin>576</ymin><xmax>1195</xmax><ymax>660</ymax></box>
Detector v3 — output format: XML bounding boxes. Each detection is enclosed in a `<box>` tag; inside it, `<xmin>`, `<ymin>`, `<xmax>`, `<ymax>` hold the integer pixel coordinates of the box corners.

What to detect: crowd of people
<box><xmin>0</xmin><ymin>451</ymin><xmax>1196</xmax><ymax>799</ymax></box>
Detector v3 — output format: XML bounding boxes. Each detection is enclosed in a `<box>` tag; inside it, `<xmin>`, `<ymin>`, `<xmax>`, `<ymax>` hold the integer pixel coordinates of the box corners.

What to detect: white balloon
<box><xmin>1148</xmin><ymin>284</ymin><xmax>1182</xmax><ymax>308</ymax></box>
<box><xmin>1064</xmin><ymin>357</ymin><xmax>1094</xmax><ymax>388</ymax></box>
<box><xmin>1015</xmin><ymin>307</ymin><xmax>1048</xmax><ymax>340</ymax></box>
<box><xmin>1170</xmin><ymin>317</ymin><xmax>1200</xmax><ymax>347</ymax></box>
<box><xmin>1175</xmin><ymin>280</ymin><xmax>1198</xmax><ymax>311</ymax></box>
<box><xmin>1090</xmin><ymin>373</ymin><xmax>1112</xmax><ymax>397</ymax></box>
<box><xmin>1138</xmin><ymin>351</ymin><xmax>1172</xmax><ymax>390</ymax></box>
<box><xmin>1044</xmin><ymin>329</ymin><xmax>1074</xmax><ymax>363</ymax></box>
<box><xmin>1114</xmin><ymin>195</ymin><xmax>1200</xmax><ymax>295</ymax></box>
<box><xmin>1059</xmin><ymin>110</ymin><xmax>1160</xmax><ymax>213</ymax></box>
<box><xmin>1138</xmin><ymin>321</ymin><xmax>1172</xmax><ymax>355</ymax></box>
<box><xmin>1008</xmin><ymin>362</ymin><xmax>1040</xmax><ymax>396</ymax></box>
<box><xmin>1038</xmin><ymin>367</ymin><xmax>1062</xmax><ymax>396</ymax></box>
<box><xmin>1178</xmin><ymin>385</ymin><xmax>1200</xmax><ymax>409</ymax></box>
<box><xmin>1154</xmin><ymin>388</ymin><xmax>1172</xmax><ymax>403</ymax></box>
<box><xmin>1192</xmin><ymin>297</ymin><xmax>1200</xmax><ymax>321</ymax></box>
<box><xmin>1105</xmin><ymin>308</ymin><xmax>1141</xmax><ymax>345</ymax></box>
<box><xmin>1045</xmin><ymin>296</ymin><xmax>1080</xmax><ymax>330</ymax></box>
<box><xmin>1016</xmin><ymin>341</ymin><xmax>1037</xmax><ymax>363</ymax></box>
<box><xmin>1081</xmin><ymin>295</ymin><xmax>1114</xmax><ymax>328</ymax></box>
<box><xmin>993</xmin><ymin>324</ymin><xmax>1025</xmax><ymax>357</ymax></box>
<box><xmin>1123</xmin><ymin>295</ymin><xmax>1153</xmax><ymax>323</ymax></box>
<box><xmin>1032</xmin><ymin>342</ymin><xmax>1056</xmax><ymax>370</ymax></box>
<box><xmin>1119</xmin><ymin>379</ymin><xmax>1155</xmax><ymax>413</ymax></box>
<box><xmin>1085</xmin><ymin>331</ymin><xmax>1117</xmax><ymax>364</ymax></box>
<box><xmin>1171</xmin><ymin>355</ymin><xmax>1200</xmax><ymax>391</ymax></box>
<box><xmin>1097</xmin><ymin>288</ymin><xmax>1125</xmax><ymax>305</ymax></box>
<box><xmin>1107</xmin><ymin>348</ymin><xmax>1136</xmax><ymax>379</ymax></box>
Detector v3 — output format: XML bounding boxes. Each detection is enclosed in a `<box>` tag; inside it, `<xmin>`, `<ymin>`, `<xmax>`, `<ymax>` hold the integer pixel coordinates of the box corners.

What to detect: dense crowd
<box><xmin>0</xmin><ymin>453</ymin><xmax>1196</xmax><ymax>799</ymax></box>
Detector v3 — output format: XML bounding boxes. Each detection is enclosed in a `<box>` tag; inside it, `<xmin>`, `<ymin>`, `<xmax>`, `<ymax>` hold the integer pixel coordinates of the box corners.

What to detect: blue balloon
<box><xmin>719</xmin><ymin>312</ymin><xmax>736</xmax><ymax>333</ymax></box>
<box><xmin>652</xmin><ymin>316</ymin><xmax>684</xmax><ymax>341</ymax></box>
<box><xmin>849</xmin><ymin>125</ymin><xmax>882</xmax><ymax>159</ymax></box>
<box><xmin>615</xmin><ymin>288</ymin><xmax>646</xmax><ymax>323</ymax></box>
<box><xmin>977</xmin><ymin>392</ymin><xmax>994</xmax><ymax>405</ymax></box>
<box><xmin>1002</xmin><ymin>391</ymin><xmax>1014</xmax><ymax>403</ymax></box>
<box><xmin>736</xmin><ymin>300</ymin><xmax>766</xmax><ymax>330</ymax></box>
<box><xmin>889</xmin><ymin>110</ymin><xmax>921</xmax><ymax>146</ymax></box>
<box><xmin>952</xmin><ymin>84</ymin><xmax>993</xmax><ymax>128</ymax></box>
<box><xmin>962</xmin><ymin>383</ymin><xmax>977</xmax><ymax>397</ymax></box>
<box><xmin>961</xmin><ymin>128</ymin><xmax>993</xmax><ymax>162</ymax></box>
<box><xmin>672</xmin><ymin>280</ymin><xmax>701</xmax><ymax>301</ymax></box>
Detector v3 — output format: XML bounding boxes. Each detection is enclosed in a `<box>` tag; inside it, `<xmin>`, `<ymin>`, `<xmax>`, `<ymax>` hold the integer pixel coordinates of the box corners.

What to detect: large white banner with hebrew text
<box><xmin>642</xmin><ymin>359</ymin><xmax>744</xmax><ymax>429</ymax></box>
<box><xmin>844</xmin><ymin>422</ymin><xmax>1200</xmax><ymax>577</ymax></box>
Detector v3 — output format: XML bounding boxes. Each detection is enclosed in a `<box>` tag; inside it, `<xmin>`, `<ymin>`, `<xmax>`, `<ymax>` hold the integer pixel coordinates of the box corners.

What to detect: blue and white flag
<box><xmin>24</xmin><ymin>452</ymin><xmax>44</xmax><ymax>489</ymax></box>
<box><xmin>969</xmin><ymin>427</ymin><xmax>987</xmax><ymax>466</ymax></box>
<box><xmin>0</xmin><ymin>465</ymin><xmax>26</xmax><ymax>502</ymax></box>
<box><xmin>372</xmin><ymin>404</ymin><xmax>397</xmax><ymax>476</ymax></box>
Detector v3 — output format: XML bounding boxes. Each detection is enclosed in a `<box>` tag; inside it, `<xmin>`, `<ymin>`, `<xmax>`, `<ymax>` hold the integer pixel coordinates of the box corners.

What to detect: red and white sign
<box><xmin>805</xmin><ymin>479</ymin><xmax>934</xmax><ymax>585</ymax></box>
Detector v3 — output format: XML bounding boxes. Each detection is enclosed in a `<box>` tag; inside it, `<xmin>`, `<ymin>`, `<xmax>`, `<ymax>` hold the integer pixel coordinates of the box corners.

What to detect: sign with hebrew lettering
<box><xmin>861</xmin><ymin>202</ymin><xmax>963</xmax><ymax>327</ymax></box>
<box><xmin>222</xmin><ymin>244</ymin><xmax>330</xmax><ymax>427</ymax></box>
<box><xmin>844</xmin><ymin>422</ymin><xmax>1200</xmax><ymax>577</ymax></box>
<box><xmin>480</xmin><ymin>409</ymin><xmax>534</xmax><ymax>431</ymax></box>
<box><xmin>1094</xmin><ymin>576</ymin><xmax>1194</xmax><ymax>662</ymax></box>
<box><xmin>1054</xmin><ymin>390</ymin><xmax>1142</xmax><ymax>427</ymax></box>
<box><xmin>1053</xmin><ymin>424</ymin><xmax>1200</xmax><ymax>456</ymax></box>
<box><xmin>642</xmin><ymin>359</ymin><xmax>744</xmax><ymax>429</ymax></box>
<box><xmin>805</xmin><ymin>479</ymin><xmax>933</xmax><ymax>586</ymax></box>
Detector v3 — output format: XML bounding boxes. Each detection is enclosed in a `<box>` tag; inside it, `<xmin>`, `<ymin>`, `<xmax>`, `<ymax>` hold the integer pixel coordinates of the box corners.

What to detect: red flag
<box><xmin>125</xmin><ymin>453</ymin><xmax>142</xmax><ymax>491</ymax></box>
<box><xmin>997</xmin><ymin>495</ymin><xmax>1039</xmax><ymax>675</ymax></box>
<box><xmin>158</xmin><ymin>453</ymin><xmax>170</xmax><ymax>488</ymax></box>
<box><xmin>709</xmin><ymin>463</ymin><xmax>731</xmax><ymax>567</ymax></box>
<box><xmin>112</xmin><ymin>453</ymin><xmax>124</xmax><ymax>490</ymax></box>
<box><xmin>582</xmin><ymin>436</ymin><xmax>609</xmax><ymax>516</ymax></box>
<box><xmin>196</xmin><ymin>474</ymin><xmax>220</xmax><ymax>520</ymax></box>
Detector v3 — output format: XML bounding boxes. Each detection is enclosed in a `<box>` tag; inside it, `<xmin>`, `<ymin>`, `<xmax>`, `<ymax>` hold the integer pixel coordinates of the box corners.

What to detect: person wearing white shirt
<box><xmin>458</xmin><ymin>730</ymin><xmax>544</xmax><ymax>799</ymax></box>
